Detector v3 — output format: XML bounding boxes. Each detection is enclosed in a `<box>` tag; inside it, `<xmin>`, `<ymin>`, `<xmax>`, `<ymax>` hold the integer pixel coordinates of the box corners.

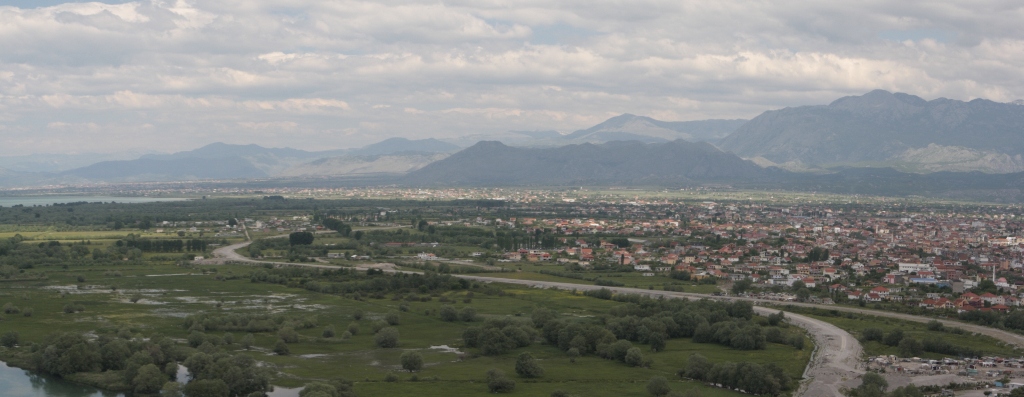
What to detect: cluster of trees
<box><xmin>183</xmin><ymin>312</ymin><xmax>318</xmax><ymax>333</ymax></box>
<box><xmin>29</xmin><ymin>331</ymin><xmax>192</xmax><ymax>394</ymax></box>
<box><xmin>462</xmin><ymin>317</ymin><xmax>538</xmax><ymax>355</ymax></box>
<box><xmin>118</xmin><ymin>237</ymin><xmax>211</xmax><ymax>253</ymax></box>
<box><xmin>248</xmin><ymin>267</ymin><xmax>473</xmax><ymax>297</ymax></box>
<box><xmin>181</xmin><ymin>351</ymin><xmax>271</xmax><ymax>397</ymax></box>
<box><xmin>860</xmin><ymin>328</ymin><xmax>979</xmax><ymax>357</ymax></box>
<box><xmin>319</xmin><ymin>217</ymin><xmax>353</xmax><ymax>237</ymax></box>
<box><xmin>679</xmin><ymin>354</ymin><xmax>793</xmax><ymax>396</ymax></box>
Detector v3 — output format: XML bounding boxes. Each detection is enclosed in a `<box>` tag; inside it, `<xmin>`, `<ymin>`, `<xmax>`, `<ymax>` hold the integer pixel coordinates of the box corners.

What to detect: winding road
<box><xmin>204</xmin><ymin>237</ymin><xmax>1024</xmax><ymax>396</ymax></box>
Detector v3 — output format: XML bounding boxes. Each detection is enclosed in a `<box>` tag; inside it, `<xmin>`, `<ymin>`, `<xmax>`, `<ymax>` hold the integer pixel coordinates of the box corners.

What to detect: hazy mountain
<box><xmin>565</xmin><ymin>114</ymin><xmax>747</xmax><ymax>144</ymax></box>
<box><xmin>404</xmin><ymin>140</ymin><xmax>770</xmax><ymax>186</ymax></box>
<box><xmin>278</xmin><ymin>153</ymin><xmax>449</xmax><ymax>177</ymax></box>
<box><xmin>444</xmin><ymin>115</ymin><xmax>747</xmax><ymax>147</ymax></box>
<box><xmin>0</xmin><ymin>151</ymin><xmax>157</xmax><ymax>173</ymax></box>
<box><xmin>53</xmin><ymin>139</ymin><xmax>462</xmax><ymax>183</ymax></box>
<box><xmin>61</xmin><ymin>156</ymin><xmax>268</xmax><ymax>182</ymax></box>
<box><xmin>717</xmin><ymin>90</ymin><xmax>1024</xmax><ymax>172</ymax></box>
<box><xmin>351</xmin><ymin>138</ymin><xmax>460</xmax><ymax>155</ymax></box>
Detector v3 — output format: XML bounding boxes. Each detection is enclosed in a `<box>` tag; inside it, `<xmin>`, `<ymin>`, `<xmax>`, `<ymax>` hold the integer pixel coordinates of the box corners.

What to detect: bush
<box><xmin>274</xmin><ymin>340</ymin><xmax>290</xmax><ymax>355</ymax></box>
<box><xmin>861</xmin><ymin>328</ymin><xmax>884</xmax><ymax>342</ymax></box>
<box><xmin>883</xmin><ymin>329</ymin><xmax>904</xmax><ymax>347</ymax></box>
<box><xmin>322</xmin><ymin>326</ymin><xmax>336</xmax><ymax>338</ymax></box>
<box><xmin>401</xmin><ymin>351</ymin><xmax>423</xmax><ymax>372</ymax></box>
<box><xmin>385</xmin><ymin>311</ymin><xmax>401</xmax><ymax>326</ymax></box>
<box><xmin>927</xmin><ymin>320</ymin><xmax>944</xmax><ymax>332</ymax></box>
<box><xmin>486</xmin><ymin>369</ymin><xmax>516</xmax><ymax>393</ymax></box>
<box><xmin>459</xmin><ymin>307</ymin><xmax>477</xmax><ymax>322</ymax></box>
<box><xmin>647</xmin><ymin>376</ymin><xmax>671</xmax><ymax>397</ymax></box>
<box><xmin>0</xmin><ymin>331</ymin><xmax>19</xmax><ymax>348</ymax></box>
<box><xmin>375</xmin><ymin>327</ymin><xmax>400</xmax><ymax>348</ymax></box>
<box><xmin>278</xmin><ymin>327</ymin><xmax>299</xmax><ymax>343</ymax></box>
<box><xmin>439</xmin><ymin>305</ymin><xmax>458</xmax><ymax>322</ymax></box>
<box><xmin>347</xmin><ymin>322</ymin><xmax>360</xmax><ymax>336</ymax></box>
<box><xmin>353</xmin><ymin>310</ymin><xmax>364</xmax><ymax>321</ymax></box>
<box><xmin>625</xmin><ymin>347</ymin><xmax>646</xmax><ymax>367</ymax></box>
<box><xmin>514</xmin><ymin>352</ymin><xmax>544</xmax><ymax>378</ymax></box>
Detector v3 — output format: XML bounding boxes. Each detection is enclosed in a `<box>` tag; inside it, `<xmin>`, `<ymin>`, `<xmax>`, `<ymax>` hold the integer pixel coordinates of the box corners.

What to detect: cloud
<box><xmin>0</xmin><ymin>0</ymin><xmax>1021</xmax><ymax>155</ymax></box>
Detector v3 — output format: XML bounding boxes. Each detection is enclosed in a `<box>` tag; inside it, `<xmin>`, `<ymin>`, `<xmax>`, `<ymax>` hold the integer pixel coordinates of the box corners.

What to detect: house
<box><xmin>417</xmin><ymin>252</ymin><xmax>438</xmax><ymax>260</ymax></box>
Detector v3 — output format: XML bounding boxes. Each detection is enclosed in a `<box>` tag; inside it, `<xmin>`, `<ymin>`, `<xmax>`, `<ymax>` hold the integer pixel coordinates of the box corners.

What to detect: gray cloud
<box><xmin>0</xmin><ymin>0</ymin><xmax>1021</xmax><ymax>155</ymax></box>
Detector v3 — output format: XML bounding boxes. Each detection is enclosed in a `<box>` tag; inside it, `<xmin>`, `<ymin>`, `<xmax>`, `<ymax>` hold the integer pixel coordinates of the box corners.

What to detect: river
<box><xmin>0</xmin><ymin>361</ymin><xmax>123</xmax><ymax>397</ymax></box>
<box><xmin>0</xmin><ymin>361</ymin><xmax>302</xmax><ymax>397</ymax></box>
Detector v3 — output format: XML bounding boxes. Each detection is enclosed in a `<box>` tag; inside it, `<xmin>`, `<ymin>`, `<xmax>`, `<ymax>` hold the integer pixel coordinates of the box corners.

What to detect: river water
<box><xmin>0</xmin><ymin>361</ymin><xmax>123</xmax><ymax>397</ymax></box>
<box><xmin>0</xmin><ymin>361</ymin><xmax>302</xmax><ymax>397</ymax></box>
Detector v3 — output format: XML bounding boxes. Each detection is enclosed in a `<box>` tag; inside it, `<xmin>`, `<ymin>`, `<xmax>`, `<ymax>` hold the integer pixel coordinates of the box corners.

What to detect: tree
<box><xmin>400</xmin><ymin>351</ymin><xmax>423</xmax><ymax>372</ymax></box>
<box><xmin>385</xmin><ymin>311</ymin><xmax>401</xmax><ymax>326</ymax></box>
<box><xmin>515</xmin><ymin>352</ymin><xmax>544</xmax><ymax>378</ymax></box>
<box><xmin>646</xmin><ymin>376</ymin><xmax>672</xmax><ymax>397</ymax></box>
<box><xmin>274</xmin><ymin>340</ymin><xmax>290</xmax><ymax>355</ymax></box>
<box><xmin>279</xmin><ymin>327</ymin><xmax>299</xmax><ymax>343</ymax></box>
<box><xmin>322</xmin><ymin>326</ymin><xmax>336</xmax><ymax>338</ymax></box>
<box><xmin>289</xmin><ymin>232</ymin><xmax>314</xmax><ymax>246</ymax></box>
<box><xmin>731</xmin><ymin>278</ymin><xmax>753</xmax><ymax>294</ymax></box>
<box><xmin>848</xmin><ymin>372</ymin><xmax>887</xmax><ymax>397</ymax></box>
<box><xmin>459</xmin><ymin>306</ymin><xmax>477</xmax><ymax>322</ymax></box>
<box><xmin>883</xmin><ymin>329</ymin><xmax>904</xmax><ymax>346</ymax></box>
<box><xmin>439</xmin><ymin>305</ymin><xmax>458</xmax><ymax>322</ymax></box>
<box><xmin>183</xmin><ymin>379</ymin><xmax>229</xmax><ymax>397</ymax></box>
<box><xmin>133</xmin><ymin>364</ymin><xmax>167</xmax><ymax>394</ymax></box>
<box><xmin>649</xmin><ymin>332</ymin><xmax>666</xmax><ymax>352</ymax></box>
<box><xmin>486</xmin><ymin>369</ymin><xmax>516</xmax><ymax>393</ymax></box>
<box><xmin>0</xmin><ymin>331</ymin><xmax>19</xmax><ymax>348</ymax></box>
<box><xmin>625</xmin><ymin>347</ymin><xmax>646</xmax><ymax>367</ymax></box>
<box><xmin>683</xmin><ymin>354</ymin><xmax>712</xmax><ymax>380</ymax></box>
<box><xmin>567</xmin><ymin>347</ymin><xmax>580</xmax><ymax>363</ymax></box>
<box><xmin>300</xmin><ymin>382</ymin><xmax>339</xmax><ymax>397</ymax></box>
<box><xmin>375</xmin><ymin>327</ymin><xmax>400</xmax><ymax>348</ymax></box>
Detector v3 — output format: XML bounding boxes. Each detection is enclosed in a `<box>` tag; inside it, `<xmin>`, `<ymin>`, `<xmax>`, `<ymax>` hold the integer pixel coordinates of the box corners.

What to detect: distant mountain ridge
<box><xmin>443</xmin><ymin>115</ymin><xmax>747</xmax><ymax>147</ymax></box>
<box><xmin>404</xmin><ymin>140</ymin><xmax>771</xmax><ymax>186</ymax></box>
<box><xmin>57</xmin><ymin>138</ymin><xmax>458</xmax><ymax>183</ymax></box>
<box><xmin>717</xmin><ymin>90</ymin><xmax>1024</xmax><ymax>172</ymax></box>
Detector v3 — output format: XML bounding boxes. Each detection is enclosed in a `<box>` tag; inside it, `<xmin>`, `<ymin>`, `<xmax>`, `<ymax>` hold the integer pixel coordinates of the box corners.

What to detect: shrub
<box><xmin>400</xmin><ymin>351</ymin><xmax>423</xmax><ymax>372</ymax></box>
<box><xmin>459</xmin><ymin>307</ymin><xmax>477</xmax><ymax>322</ymax></box>
<box><xmin>385</xmin><ymin>311</ymin><xmax>401</xmax><ymax>326</ymax></box>
<box><xmin>0</xmin><ymin>331</ymin><xmax>19</xmax><ymax>348</ymax></box>
<box><xmin>274</xmin><ymin>340</ymin><xmax>290</xmax><ymax>355</ymax></box>
<box><xmin>439</xmin><ymin>305</ymin><xmax>458</xmax><ymax>322</ymax></box>
<box><xmin>375</xmin><ymin>327</ymin><xmax>400</xmax><ymax>348</ymax></box>
<box><xmin>322</xmin><ymin>326</ymin><xmax>336</xmax><ymax>338</ymax></box>
<box><xmin>486</xmin><ymin>369</ymin><xmax>516</xmax><ymax>393</ymax></box>
<box><xmin>514</xmin><ymin>352</ymin><xmax>544</xmax><ymax>378</ymax></box>
<box><xmin>646</xmin><ymin>376</ymin><xmax>671</xmax><ymax>397</ymax></box>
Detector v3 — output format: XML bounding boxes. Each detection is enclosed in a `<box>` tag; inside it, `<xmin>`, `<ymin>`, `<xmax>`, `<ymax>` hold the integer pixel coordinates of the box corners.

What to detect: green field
<box><xmin>0</xmin><ymin>260</ymin><xmax>808</xmax><ymax>396</ymax></box>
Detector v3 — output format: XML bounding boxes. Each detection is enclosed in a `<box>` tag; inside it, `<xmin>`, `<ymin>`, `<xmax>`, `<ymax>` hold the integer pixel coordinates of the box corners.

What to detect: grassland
<box><xmin>0</xmin><ymin>259</ymin><xmax>809</xmax><ymax>397</ymax></box>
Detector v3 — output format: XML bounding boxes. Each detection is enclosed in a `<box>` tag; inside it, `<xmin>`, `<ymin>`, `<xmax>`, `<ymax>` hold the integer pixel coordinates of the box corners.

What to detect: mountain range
<box><xmin>718</xmin><ymin>90</ymin><xmax>1024</xmax><ymax>173</ymax></box>
<box><xmin>4</xmin><ymin>89</ymin><xmax>1024</xmax><ymax>202</ymax></box>
<box><xmin>404</xmin><ymin>140</ymin><xmax>772</xmax><ymax>186</ymax></box>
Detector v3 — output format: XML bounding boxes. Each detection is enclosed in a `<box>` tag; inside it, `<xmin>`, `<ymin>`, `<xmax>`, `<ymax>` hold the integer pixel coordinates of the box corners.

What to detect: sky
<box><xmin>0</xmin><ymin>0</ymin><xmax>1022</xmax><ymax>156</ymax></box>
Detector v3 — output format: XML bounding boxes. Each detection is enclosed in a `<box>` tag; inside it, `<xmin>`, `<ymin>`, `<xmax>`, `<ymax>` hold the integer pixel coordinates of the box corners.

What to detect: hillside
<box><xmin>403</xmin><ymin>140</ymin><xmax>770</xmax><ymax>186</ymax></box>
<box><xmin>717</xmin><ymin>90</ymin><xmax>1024</xmax><ymax>172</ymax></box>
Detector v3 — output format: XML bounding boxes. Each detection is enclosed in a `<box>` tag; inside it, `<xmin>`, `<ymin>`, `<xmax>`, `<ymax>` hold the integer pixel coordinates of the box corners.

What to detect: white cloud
<box><xmin>0</xmin><ymin>0</ymin><xmax>1021</xmax><ymax>155</ymax></box>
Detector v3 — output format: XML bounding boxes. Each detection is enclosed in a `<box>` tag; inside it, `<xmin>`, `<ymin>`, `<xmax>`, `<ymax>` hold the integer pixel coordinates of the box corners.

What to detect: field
<box><xmin>0</xmin><ymin>258</ymin><xmax>810</xmax><ymax>396</ymax></box>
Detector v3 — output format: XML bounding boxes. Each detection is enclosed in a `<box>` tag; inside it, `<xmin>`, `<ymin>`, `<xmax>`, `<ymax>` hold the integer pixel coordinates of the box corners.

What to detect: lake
<box><xmin>0</xmin><ymin>196</ymin><xmax>188</xmax><ymax>207</ymax></box>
